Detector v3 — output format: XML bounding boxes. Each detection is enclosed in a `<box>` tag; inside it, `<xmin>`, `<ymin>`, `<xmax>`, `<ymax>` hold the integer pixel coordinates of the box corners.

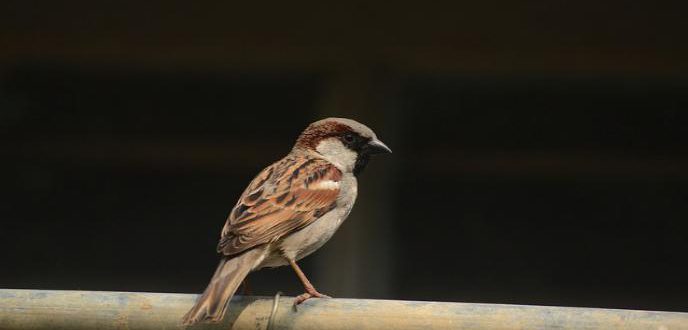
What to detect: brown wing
<box><xmin>217</xmin><ymin>155</ymin><xmax>342</xmax><ymax>256</ymax></box>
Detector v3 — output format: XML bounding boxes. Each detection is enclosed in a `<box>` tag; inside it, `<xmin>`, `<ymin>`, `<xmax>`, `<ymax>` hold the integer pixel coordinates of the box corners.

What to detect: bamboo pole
<box><xmin>0</xmin><ymin>289</ymin><xmax>686</xmax><ymax>329</ymax></box>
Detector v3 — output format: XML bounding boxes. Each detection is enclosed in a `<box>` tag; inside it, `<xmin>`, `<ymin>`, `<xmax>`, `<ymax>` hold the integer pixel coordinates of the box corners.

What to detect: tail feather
<box><xmin>181</xmin><ymin>249</ymin><xmax>263</xmax><ymax>325</ymax></box>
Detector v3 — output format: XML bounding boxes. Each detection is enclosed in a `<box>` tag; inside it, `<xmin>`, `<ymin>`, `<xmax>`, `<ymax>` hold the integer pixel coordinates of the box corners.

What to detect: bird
<box><xmin>181</xmin><ymin>117</ymin><xmax>392</xmax><ymax>325</ymax></box>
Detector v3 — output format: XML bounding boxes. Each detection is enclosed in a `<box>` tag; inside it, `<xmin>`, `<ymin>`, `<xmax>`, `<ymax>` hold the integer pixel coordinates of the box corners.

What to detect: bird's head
<box><xmin>294</xmin><ymin>117</ymin><xmax>391</xmax><ymax>175</ymax></box>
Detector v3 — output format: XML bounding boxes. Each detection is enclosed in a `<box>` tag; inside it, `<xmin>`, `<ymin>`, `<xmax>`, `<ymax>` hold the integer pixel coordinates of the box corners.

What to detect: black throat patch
<box><xmin>353</xmin><ymin>153</ymin><xmax>370</xmax><ymax>176</ymax></box>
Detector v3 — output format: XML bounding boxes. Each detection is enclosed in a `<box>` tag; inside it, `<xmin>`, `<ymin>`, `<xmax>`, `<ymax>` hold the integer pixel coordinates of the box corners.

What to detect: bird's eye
<box><xmin>343</xmin><ymin>133</ymin><xmax>355</xmax><ymax>143</ymax></box>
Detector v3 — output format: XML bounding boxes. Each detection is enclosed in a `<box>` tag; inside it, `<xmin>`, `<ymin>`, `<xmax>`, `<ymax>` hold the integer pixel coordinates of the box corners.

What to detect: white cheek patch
<box><xmin>315</xmin><ymin>138</ymin><xmax>357</xmax><ymax>172</ymax></box>
<box><xmin>310</xmin><ymin>180</ymin><xmax>340</xmax><ymax>190</ymax></box>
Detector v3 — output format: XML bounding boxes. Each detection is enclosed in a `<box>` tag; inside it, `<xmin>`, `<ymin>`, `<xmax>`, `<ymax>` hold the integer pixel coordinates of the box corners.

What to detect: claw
<box><xmin>293</xmin><ymin>290</ymin><xmax>331</xmax><ymax>306</ymax></box>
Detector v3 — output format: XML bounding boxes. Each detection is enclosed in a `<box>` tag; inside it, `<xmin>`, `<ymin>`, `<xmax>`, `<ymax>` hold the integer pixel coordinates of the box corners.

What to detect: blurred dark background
<box><xmin>1</xmin><ymin>1</ymin><xmax>687</xmax><ymax>312</ymax></box>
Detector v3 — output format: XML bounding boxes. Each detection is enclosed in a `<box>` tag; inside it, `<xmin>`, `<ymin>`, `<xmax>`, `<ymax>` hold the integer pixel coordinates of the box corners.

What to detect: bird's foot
<box><xmin>293</xmin><ymin>289</ymin><xmax>331</xmax><ymax>306</ymax></box>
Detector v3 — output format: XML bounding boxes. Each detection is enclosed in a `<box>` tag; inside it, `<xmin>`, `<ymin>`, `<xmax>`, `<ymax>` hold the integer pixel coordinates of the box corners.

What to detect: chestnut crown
<box><xmin>294</xmin><ymin>118</ymin><xmax>390</xmax><ymax>154</ymax></box>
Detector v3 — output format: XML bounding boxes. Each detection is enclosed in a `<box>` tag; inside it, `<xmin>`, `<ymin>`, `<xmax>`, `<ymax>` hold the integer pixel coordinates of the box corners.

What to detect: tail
<box><xmin>181</xmin><ymin>249</ymin><xmax>263</xmax><ymax>325</ymax></box>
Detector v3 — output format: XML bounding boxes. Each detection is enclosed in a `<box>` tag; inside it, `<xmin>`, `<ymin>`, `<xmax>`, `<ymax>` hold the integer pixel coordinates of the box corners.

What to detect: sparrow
<box><xmin>181</xmin><ymin>117</ymin><xmax>392</xmax><ymax>325</ymax></box>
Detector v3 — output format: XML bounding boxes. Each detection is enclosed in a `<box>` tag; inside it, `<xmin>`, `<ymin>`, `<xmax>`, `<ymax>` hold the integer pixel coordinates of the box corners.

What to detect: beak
<box><xmin>367</xmin><ymin>138</ymin><xmax>392</xmax><ymax>154</ymax></box>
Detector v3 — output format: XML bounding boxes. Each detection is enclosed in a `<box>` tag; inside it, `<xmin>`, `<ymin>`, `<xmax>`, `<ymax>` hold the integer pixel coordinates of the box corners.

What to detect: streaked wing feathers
<box><xmin>217</xmin><ymin>156</ymin><xmax>341</xmax><ymax>256</ymax></box>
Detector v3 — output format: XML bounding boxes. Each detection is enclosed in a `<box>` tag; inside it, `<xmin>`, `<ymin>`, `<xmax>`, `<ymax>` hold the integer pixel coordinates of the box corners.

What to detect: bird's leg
<box><xmin>239</xmin><ymin>277</ymin><xmax>253</xmax><ymax>296</ymax></box>
<box><xmin>287</xmin><ymin>258</ymin><xmax>331</xmax><ymax>305</ymax></box>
